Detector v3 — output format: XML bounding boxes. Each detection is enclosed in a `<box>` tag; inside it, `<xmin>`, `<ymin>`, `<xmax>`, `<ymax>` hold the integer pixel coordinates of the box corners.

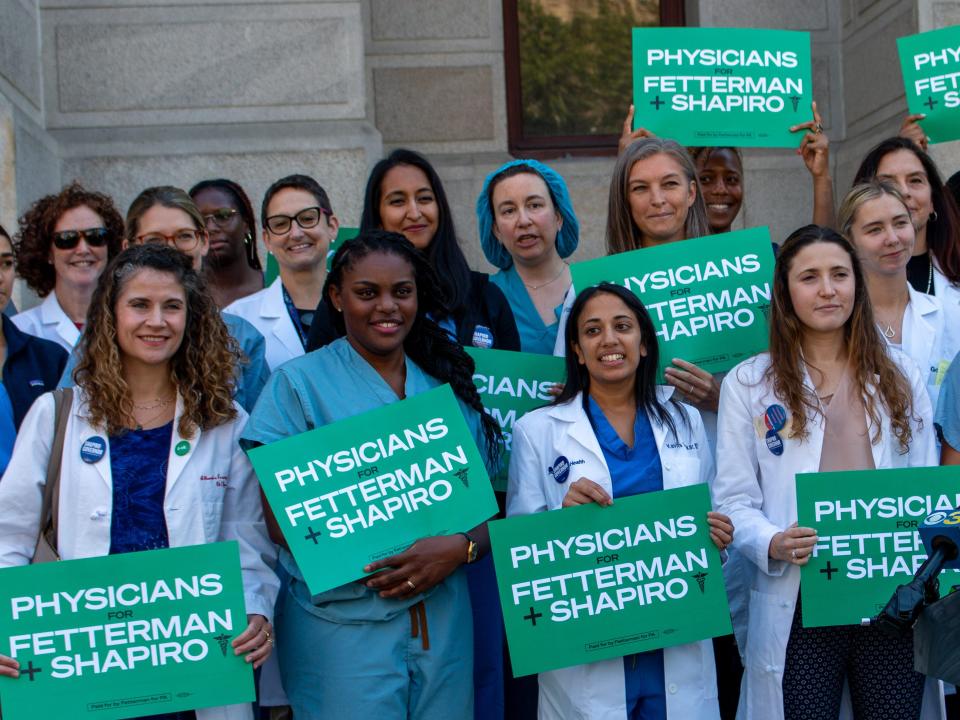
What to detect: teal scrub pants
<box><xmin>276</xmin><ymin>570</ymin><xmax>474</xmax><ymax>720</ymax></box>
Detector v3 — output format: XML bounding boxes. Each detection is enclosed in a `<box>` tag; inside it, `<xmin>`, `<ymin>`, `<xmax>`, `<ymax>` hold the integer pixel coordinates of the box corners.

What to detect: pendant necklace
<box><xmin>523</xmin><ymin>264</ymin><xmax>567</xmax><ymax>291</ymax></box>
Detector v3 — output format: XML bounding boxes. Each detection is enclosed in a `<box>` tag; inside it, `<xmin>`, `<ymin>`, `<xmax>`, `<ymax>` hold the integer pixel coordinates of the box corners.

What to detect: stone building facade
<box><xmin>1</xmin><ymin>0</ymin><xmax>958</xmax><ymax>308</ymax></box>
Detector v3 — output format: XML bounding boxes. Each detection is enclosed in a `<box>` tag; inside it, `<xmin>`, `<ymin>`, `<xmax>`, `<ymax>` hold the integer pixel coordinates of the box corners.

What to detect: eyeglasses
<box><xmin>202</xmin><ymin>208</ymin><xmax>239</xmax><ymax>228</ymax></box>
<box><xmin>52</xmin><ymin>227</ymin><xmax>112</xmax><ymax>250</ymax></box>
<box><xmin>264</xmin><ymin>206</ymin><xmax>330</xmax><ymax>235</ymax></box>
<box><xmin>134</xmin><ymin>228</ymin><xmax>205</xmax><ymax>252</ymax></box>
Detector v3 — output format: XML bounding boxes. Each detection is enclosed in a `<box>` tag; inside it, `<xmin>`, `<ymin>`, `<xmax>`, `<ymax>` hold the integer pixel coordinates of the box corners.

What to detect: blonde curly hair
<box><xmin>73</xmin><ymin>243</ymin><xmax>239</xmax><ymax>437</ymax></box>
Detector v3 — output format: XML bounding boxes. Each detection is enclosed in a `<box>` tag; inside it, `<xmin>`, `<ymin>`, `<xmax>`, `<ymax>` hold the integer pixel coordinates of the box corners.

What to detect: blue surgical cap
<box><xmin>476</xmin><ymin>159</ymin><xmax>580</xmax><ymax>270</ymax></box>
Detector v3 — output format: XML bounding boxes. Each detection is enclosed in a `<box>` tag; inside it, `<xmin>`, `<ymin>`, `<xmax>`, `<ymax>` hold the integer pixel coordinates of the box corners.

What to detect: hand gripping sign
<box><xmin>633</xmin><ymin>27</ymin><xmax>813</xmax><ymax>147</ymax></box>
<box><xmin>797</xmin><ymin>466</ymin><xmax>960</xmax><ymax>627</ymax></box>
<box><xmin>247</xmin><ymin>384</ymin><xmax>499</xmax><ymax>595</ymax></box>
<box><xmin>0</xmin><ymin>542</ymin><xmax>251</xmax><ymax>720</ymax></box>
<box><xmin>490</xmin><ymin>485</ymin><xmax>730</xmax><ymax>677</ymax></box>
<box><xmin>570</xmin><ymin>227</ymin><xmax>775</xmax><ymax>381</ymax></box>
<box><xmin>898</xmin><ymin>26</ymin><xmax>960</xmax><ymax>144</ymax></box>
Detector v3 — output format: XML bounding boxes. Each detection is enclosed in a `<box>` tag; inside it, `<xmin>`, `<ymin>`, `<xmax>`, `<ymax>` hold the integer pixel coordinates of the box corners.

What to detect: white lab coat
<box><xmin>712</xmin><ymin>352</ymin><xmax>938</xmax><ymax>720</ymax></box>
<box><xmin>0</xmin><ymin>390</ymin><xmax>280</xmax><ymax>720</ymax></box>
<box><xmin>225</xmin><ymin>278</ymin><xmax>304</xmax><ymax>371</ymax></box>
<box><xmin>507</xmin><ymin>389</ymin><xmax>721</xmax><ymax>720</ymax></box>
<box><xmin>897</xmin><ymin>284</ymin><xmax>956</xmax><ymax>415</ymax></box>
<box><xmin>12</xmin><ymin>291</ymin><xmax>80</xmax><ymax>351</ymax></box>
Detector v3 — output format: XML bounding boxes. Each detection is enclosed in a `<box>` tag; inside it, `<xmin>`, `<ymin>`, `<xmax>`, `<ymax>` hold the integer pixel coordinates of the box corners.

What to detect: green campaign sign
<box><xmin>247</xmin><ymin>384</ymin><xmax>498</xmax><ymax>595</ymax></box>
<box><xmin>797</xmin><ymin>466</ymin><xmax>960</xmax><ymax>628</ymax></box>
<box><xmin>490</xmin><ymin>485</ymin><xmax>731</xmax><ymax>677</ymax></box>
<box><xmin>898</xmin><ymin>26</ymin><xmax>960</xmax><ymax>144</ymax></box>
<box><xmin>632</xmin><ymin>27</ymin><xmax>813</xmax><ymax>147</ymax></box>
<box><xmin>569</xmin><ymin>227</ymin><xmax>774</xmax><ymax>380</ymax></box>
<box><xmin>466</xmin><ymin>347</ymin><xmax>566</xmax><ymax>493</ymax></box>
<box><xmin>0</xmin><ymin>542</ymin><xmax>252</xmax><ymax>720</ymax></box>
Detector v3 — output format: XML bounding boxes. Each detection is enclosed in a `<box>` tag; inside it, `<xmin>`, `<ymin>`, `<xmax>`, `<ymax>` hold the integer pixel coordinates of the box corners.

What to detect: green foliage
<box><xmin>518</xmin><ymin>0</ymin><xmax>659</xmax><ymax>137</ymax></box>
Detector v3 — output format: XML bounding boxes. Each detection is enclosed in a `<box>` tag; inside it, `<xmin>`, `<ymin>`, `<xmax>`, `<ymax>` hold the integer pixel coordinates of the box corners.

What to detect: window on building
<box><xmin>503</xmin><ymin>0</ymin><xmax>685</xmax><ymax>157</ymax></box>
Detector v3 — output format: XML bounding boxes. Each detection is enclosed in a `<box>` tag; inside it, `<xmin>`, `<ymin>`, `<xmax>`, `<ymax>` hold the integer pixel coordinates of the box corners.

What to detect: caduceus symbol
<box><xmin>692</xmin><ymin>572</ymin><xmax>708</xmax><ymax>593</ymax></box>
<box><xmin>213</xmin><ymin>633</ymin><xmax>232</xmax><ymax>656</ymax></box>
<box><xmin>455</xmin><ymin>468</ymin><xmax>470</xmax><ymax>488</ymax></box>
<box><xmin>790</xmin><ymin>95</ymin><xmax>800</xmax><ymax>112</ymax></box>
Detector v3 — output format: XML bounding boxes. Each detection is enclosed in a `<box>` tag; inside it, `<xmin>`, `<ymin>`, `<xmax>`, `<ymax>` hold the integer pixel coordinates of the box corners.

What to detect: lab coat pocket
<box><xmin>744</xmin><ymin>588</ymin><xmax>791</xmax><ymax>675</ymax></box>
<box><xmin>201</xmin><ymin>499</ymin><xmax>224</xmax><ymax>541</ymax></box>
<box><xmin>664</xmin><ymin>454</ymin><xmax>701</xmax><ymax>488</ymax></box>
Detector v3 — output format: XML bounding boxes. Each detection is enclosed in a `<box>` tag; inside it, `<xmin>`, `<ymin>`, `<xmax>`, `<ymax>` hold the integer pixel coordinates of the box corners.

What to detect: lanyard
<box><xmin>281</xmin><ymin>284</ymin><xmax>309</xmax><ymax>350</ymax></box>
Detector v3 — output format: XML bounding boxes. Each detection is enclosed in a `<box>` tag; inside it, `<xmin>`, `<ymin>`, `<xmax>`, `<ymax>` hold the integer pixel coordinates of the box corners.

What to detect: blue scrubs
<box><xmin>937</xmin><ymin>352</ymin><xmax>960</xmax><ymax>449</ymax></box>
<box><xmin>586</xmin><ymin>396</ymin><xmax>666</xmax><ymax>720</ymax></box>
<box><xmin>57</xmin><ymin>311</ymin><xmax>268</xmax><ymax>414</ymax></box>
<box><xmin>491</xmin><ymin>266</ymin><xmax>565</xmax><ymax>355</ymax></box>
<box><xmin>241</xmin><ymin>338</ymin><xmax>484</xmax><ymax>720</ymax></box>
<box><xmin>0</xmin><ymin>384</ymin><xmax>16</xmax><ymax>476</ymax></box>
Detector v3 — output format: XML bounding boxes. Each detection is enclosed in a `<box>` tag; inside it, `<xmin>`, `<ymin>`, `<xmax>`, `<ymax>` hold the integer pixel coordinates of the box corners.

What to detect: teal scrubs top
<box><xmin>491</xmin><ymin>266</ymin><xmax>566</xmax><ymax>355</ymax></box>
<box><xmin>936</xmin><ymin>352</ymin><xmax>960</xmax><ymax>450</ymax></box>
<box><xmin>240</xmin><ymin>337</ymin><xmax>488</xmax><ymax>623</ymax></box>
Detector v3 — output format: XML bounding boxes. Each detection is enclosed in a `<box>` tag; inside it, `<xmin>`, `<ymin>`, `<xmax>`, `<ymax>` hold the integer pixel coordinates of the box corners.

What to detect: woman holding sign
<box><xmin>241</xmin><ymin>230</ymin><xmax>503</xmax><ymax>720</ymax></box>
<box><xmin>713</xmin><ymin>225</ymin><xmax>936</xmax><ymax>720</ymax></box>
<box><xmin>476</xmin><ymin>159</ymin><xmax>579</xmax><ymax>355</ymax></box>
<box><xmin>0</xmin><ymin>243</ymin><xmax>280</xmax><ymax>720</ymax></box>
<box><xmin>508</xmin><ymin>282</ymin><xmax>733</xmax><ymax>720</ymax></box>
<box><xmin>556</xmin><ymin>138</ymin><xmax>720</xmax><ymax>416</ymax></box>
<box><xmin>838</xmin><ymin>180</ymin><xmax>958</xmax><ymax>413</ymax></box>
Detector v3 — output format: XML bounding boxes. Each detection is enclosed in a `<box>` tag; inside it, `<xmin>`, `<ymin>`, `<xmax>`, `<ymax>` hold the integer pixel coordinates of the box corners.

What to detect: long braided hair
<box><xmin>324</xmin><ymin>230</ymin><xmax>503</xmax><ymax>467</ymax></box>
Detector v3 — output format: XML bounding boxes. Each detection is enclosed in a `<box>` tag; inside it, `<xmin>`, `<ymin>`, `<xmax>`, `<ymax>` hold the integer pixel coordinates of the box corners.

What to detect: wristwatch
<box><xmin>459</xmin><ymin>532</ymin><xmax>479</xmax><ymax>564</ymax></box>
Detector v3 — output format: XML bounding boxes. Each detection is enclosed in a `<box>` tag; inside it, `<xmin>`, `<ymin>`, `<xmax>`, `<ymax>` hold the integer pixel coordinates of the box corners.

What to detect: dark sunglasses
<box><xmin>52</xmin><ymin>227</ymin><xmax>112</xmax><ymax>250</ymax></box>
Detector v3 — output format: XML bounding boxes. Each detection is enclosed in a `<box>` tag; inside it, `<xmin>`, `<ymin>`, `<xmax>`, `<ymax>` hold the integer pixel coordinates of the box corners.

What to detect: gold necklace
<box><xmin>133</xmin><ymin>396</ymin><xmax>175</xmax><ymax>411</ymax></box>
<box><xmin>522</xmin><ymin>263</ymin><xmax>567</xmax><ymax>291</ymax></box>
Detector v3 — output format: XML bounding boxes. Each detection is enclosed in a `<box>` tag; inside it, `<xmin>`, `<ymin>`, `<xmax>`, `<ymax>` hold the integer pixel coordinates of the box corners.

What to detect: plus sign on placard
<box><xmin>523</xmin><ymin>606</ymin><xmax>543</xmax><ymax>627</ymax></box>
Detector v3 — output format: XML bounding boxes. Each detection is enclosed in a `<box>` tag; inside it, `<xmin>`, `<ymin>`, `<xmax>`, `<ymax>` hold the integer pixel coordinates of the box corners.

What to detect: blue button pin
<box><xmin>765</xmin><ymin>429</ymin><xmax>784</xmax><ymax>457</ymax></box>
<box><xmin>764</xmin><ymin>404</ymin><xmax>787</xmax><ymax>432</ymax></box>
<box><xmin>80</xmin><ymin>436</ymin><xmax>106</xmax><ymax>464</ymax></box>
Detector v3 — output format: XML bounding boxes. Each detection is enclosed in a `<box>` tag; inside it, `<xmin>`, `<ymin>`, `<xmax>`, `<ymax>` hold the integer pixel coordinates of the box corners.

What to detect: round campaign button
<box><xmin>80</xmin><ymin>436</ymin><xmax>106</xmax><ymax>464</ymax></box>
<box><xmin>174</xmin><ymin>440</ymin><xmax>191</xmax><ymax>456</ymax></box>
<box><xmin>764</xmin><ymin>429</ymin><xmax>784</xmax><ymax>457</ymax></box>
<box><xmin>549</xmin><ymin>455</ymin><xmax>571</xmax><ymax>484</ymax></box>
<box><xmin>764</xmin><ymin>404</ymin><xmax>787</xmax><ymax>432</ymax></box>
<box><xmin>471</xmin><ymin>325</ymin><xmax>494</xmax><ymax>349</ymax></box>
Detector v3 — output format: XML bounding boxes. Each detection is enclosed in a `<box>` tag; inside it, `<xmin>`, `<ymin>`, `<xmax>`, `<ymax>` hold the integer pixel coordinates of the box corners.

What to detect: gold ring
<box><xmin>814</xmin><ymin>123</ymin><xmax>823</xmax><ymax>134</ymax></box>
<box><xmin>406</xmin><ymin>579</ymin><xmax>416</xmax><ymax>591</ymax></box>
<box><xmin>264</xmin><ymin>630</ymin><xmax>271</xmax><ymax>641</ymax></box>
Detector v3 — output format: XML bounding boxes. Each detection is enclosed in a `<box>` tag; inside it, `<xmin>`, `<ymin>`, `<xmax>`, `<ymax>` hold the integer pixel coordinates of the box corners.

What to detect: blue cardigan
<box><xmin>3</xmin><ymin>314</ymin><xmax>68</xmax><ymax>429</ymax></box>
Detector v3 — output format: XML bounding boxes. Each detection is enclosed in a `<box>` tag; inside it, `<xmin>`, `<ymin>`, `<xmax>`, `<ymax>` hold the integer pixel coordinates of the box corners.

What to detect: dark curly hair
<box><xmin>324</xmin><ymin>229</ymin><xmax>503</xmax><ymax>467</ymax></box>
<box><xmin>14</xmin><ymin>181</ymin><xmax>124</xmax><ymax>297</ymax></box>
<box><xmin>74</xmin><ymin>243</ymin><xmax>240</xmax><ymax>438</ymax></box>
